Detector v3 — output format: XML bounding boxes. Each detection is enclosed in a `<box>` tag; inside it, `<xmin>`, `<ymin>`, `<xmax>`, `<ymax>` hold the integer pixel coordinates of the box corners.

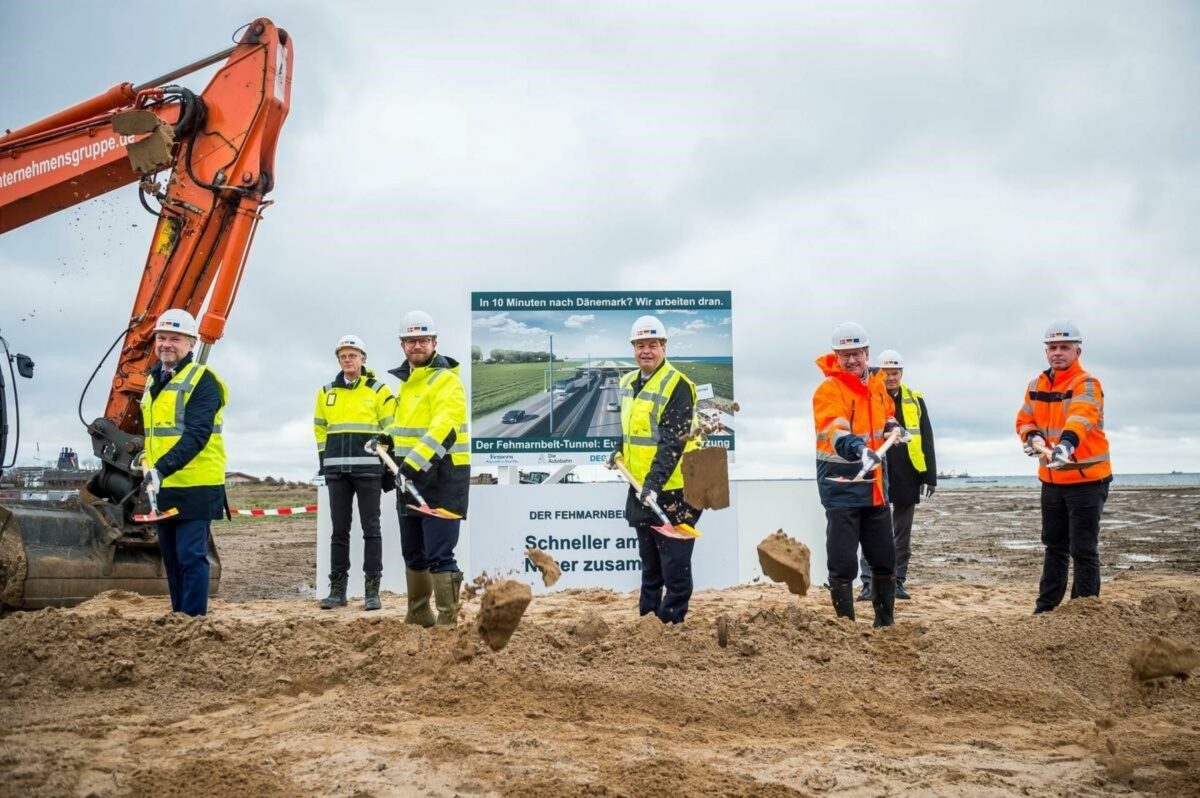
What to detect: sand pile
<box><xmin>756</xmin><ymin>530</ymin><xmax>811</xmax><ymax>596</ymax></box>
<box><xmin>1129</xmin><ymin>634</ymin><xmax>1200</xmax><ymax>681</ymax></box>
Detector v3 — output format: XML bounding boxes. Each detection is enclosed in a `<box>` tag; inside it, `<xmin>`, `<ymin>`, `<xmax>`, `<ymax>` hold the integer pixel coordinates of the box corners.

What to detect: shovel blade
<box><xmin>406</xmin><ymin>503</ymin><xmax>463</xmax><ymax>520</ymax></box>
<box><xmin>131</xmin><ymin>507</ymin><xmax>180</xmax><ymax>523</ymax></box>
<box><xmin>652</xmin><ymin>522</ymin><xmax>700</xmax><ymax>540</ymax></box>
<box><xmin>824</xmin><ymin>476</ymin><xmax>871</xmax><ymax>484</ymax></box>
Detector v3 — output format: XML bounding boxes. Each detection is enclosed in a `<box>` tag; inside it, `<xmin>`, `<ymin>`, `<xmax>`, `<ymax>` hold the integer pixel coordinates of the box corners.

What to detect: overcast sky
<box><xmin>2</xmin><ymin>1</ymin><xmax>1198</xmax><ymax>479</ymax></box>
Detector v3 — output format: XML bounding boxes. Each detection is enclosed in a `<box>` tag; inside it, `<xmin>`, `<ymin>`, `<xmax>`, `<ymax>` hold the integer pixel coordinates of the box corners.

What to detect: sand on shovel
<box><xmin>682</xmin><ymin>447</ymin><xmax>730</xmax><ymax>510</ymax></box>
<box><xmin>1128</xmin><ymin>635</ymin><xmax>1200</xmax><ymax>681</ymax></box>
<box><xmin>525</xmin><ymin>547</ymin><xmax>561</xmax><ymax>587</ymax></box>
<box><xmin>476</xmin><ymin>579</ymin><xmax>533</xmax><ymax>652</ymax></box>
<box><xmin>757</xmin><ymin>529</ymin><xmax>811</xmax><ymax>596</ymax></box>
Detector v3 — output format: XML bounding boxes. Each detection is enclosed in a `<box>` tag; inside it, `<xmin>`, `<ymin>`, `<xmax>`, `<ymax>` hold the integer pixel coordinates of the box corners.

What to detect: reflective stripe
<box><xmin>458</xmin><ymin>424</ymin><xmax>469</xmax><ymax>433</ymax></box>
<box><xmin>313</xmin><ymin>417</ymin><xmax>328</xmax><ymax>426</ymax></box>
<box><xmin>426</xmin><ymin>369</ymin><xmax>446</xmax><ymax>387</ymax></box>
<box><xmin>317</xmin><ymin>443</ymin><xmax>326</xmax><ymax>452</ymax></box>
<box><xmin>380</xmin><ymin>415</ymin><xmax>395</xmax><ymax>427</ymax></box>
<box><xmin>832</xmin><ymin>429</ymin><xmax>853</xmax><ymax>442</ymax></box>
<box><xmin>1075</xmin><ymin>452</ymin><xmax>1110</xmax><ymax>465</ymax></box>
<box><xmin>393</xmin><ymin>446</ymin><xmax>412</xmax><ymax>460</ymax></box>
<box><xmin>323</xmin><ymin>456</ymin><xmax>381</xmax><ymax>467</ymax></box>
<box><xmin>625</xmin><ymin>434</ymin><xmax>659</xmax><ymax>447</ymax></box>
<box><xmin>388</xmin><ymin>426</ymin><xmax>426</xmax><ymax>437</ymax></box>
<box><xmin>1066</xmin><ymin>414</ymin><xmax>1093</xmax><ymax>432</ymax></box>
<box><xmin>1021</xmin><ymin>403</ymin><xmax>1033</xmax><ymax>416</ymax></box>
<box><xmin>1070</xmin><ymin>394</ymin><xmax>1099</xmax><ymax>407</ymax></box>
<box><xmin>817</xmin><ymin>451</ymin><xmax>854</xmax><ymax>464</ymax></box>
<box><xmin>450</xmin><ymin>442</ymin><xmax>470</xmax><ymax>454</ymax></box>
<box><xmin>407</xmin><ymin>449</ymin><xmax>433</xmax><ymax>472</ymax></box>
<box><xmin>327</xmin><ymin>423</ymin><xmax>381</xmax><ymax>433</ymax></box>
<box><xmin>419</xmin><ymin>433</ymin><xmax>447</xmax><ymax>458</ymax></box>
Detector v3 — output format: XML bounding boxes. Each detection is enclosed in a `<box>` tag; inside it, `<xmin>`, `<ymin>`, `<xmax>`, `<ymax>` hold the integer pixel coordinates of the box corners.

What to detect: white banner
<box><xmin>316</xmin><ymin>480</ymin><xmax>828</xmax><ymax>600</ymax></box>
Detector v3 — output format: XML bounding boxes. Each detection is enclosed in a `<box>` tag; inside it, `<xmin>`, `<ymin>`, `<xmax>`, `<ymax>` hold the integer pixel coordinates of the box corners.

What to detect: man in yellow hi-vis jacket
<box><xmin>313</xmin><ymin>334</ymin><xmax>394</xmax><ymax>611</ymax></box>
<box><xmin>386</xmin><ymin>310</ymin><xmax>470</xmax><ymax>626</ymax></box>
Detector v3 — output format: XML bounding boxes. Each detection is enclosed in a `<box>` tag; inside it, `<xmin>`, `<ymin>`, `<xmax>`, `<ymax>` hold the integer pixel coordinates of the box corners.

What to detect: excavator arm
<box><xmin>0</xmin><ymin>19</ymin><xmax>292</xmax><ymax>609</ymax></box>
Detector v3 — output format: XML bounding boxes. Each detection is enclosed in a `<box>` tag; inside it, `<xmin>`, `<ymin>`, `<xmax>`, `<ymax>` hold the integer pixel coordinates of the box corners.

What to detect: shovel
<box><xmin>825</xmin><ymin>428</ymin><xmax>902</xmax><ymax>484</ymax></box>
<box><xmin>1030</xmin><ymin>438</ymin><xmax>1088</xmax><ymax>471</ymax></box>
<box><xmin>365</xmin><ymin>440</ymin><xmax>464</xmax><ymax>520</ymax></box>
<box><xmin>131</xmin><ymin>481</ymin><xmax>179</xmax><ymax>523</ymax></box>
<box><xmin>609</xmin><ymin>454</ymin><xmax>701</xmax><ymax>539</ymax></box>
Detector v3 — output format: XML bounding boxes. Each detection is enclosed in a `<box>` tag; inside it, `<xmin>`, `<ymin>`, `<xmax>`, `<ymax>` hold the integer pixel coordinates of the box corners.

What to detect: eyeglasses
<box><xmin>401</xmin><ymin>337</ymin><xmax>434</xmax><ymax>347</ymax></box>
<box><xmin>837</xmin><ymin>349</ymin><xmax>868</xmax><ymax>361</ymax></box>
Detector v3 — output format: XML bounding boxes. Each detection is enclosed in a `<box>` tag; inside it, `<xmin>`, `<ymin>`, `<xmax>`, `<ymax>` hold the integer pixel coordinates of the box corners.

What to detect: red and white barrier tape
<box><xmin>229</xmin><ymin>505</ymin><xmax>318</xmax><ymax>517</ymax></box>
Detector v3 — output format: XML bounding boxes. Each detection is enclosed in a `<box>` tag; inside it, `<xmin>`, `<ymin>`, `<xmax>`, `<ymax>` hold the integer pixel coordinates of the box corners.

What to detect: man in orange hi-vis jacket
<box><xmin>1016</xmin><ymin>320</ymin><xmax>1112</xmax><ymax>614</ymax></box>
<box><xmin>814</xmin><ymin>321</ymin><xmax>904</xmax><ymax>628</ymax></box>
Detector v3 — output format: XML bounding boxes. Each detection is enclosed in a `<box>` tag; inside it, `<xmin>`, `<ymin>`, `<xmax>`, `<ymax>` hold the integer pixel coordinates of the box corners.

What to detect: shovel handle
<box><xmin>365</xmin><ymin>439</ymin><xmax>430</xmax><ymax>506</ymax></box>
<box><xmin>612</xmin><ymin>456</ymin><xmax>671</xmax><ymax>527</ymax></box>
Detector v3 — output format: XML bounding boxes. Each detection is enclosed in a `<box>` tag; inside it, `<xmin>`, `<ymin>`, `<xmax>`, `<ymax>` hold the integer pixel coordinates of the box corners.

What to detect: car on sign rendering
<box><xmin>502</xmin><ymin>409</ymin><xmax>528</xmax><ymax>424</ymax></box>
<box><xmin>605</xmin><ymin>401</ymin><xmax>619</xmax><ymax>412</ymax></box>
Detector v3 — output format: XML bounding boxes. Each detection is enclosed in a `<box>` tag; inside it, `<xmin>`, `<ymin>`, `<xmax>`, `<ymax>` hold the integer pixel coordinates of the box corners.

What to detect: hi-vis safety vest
<box><xmin>619</xmin><ymin>360</ymin><xmax>698</xmax><ymax>492</ymax></box>
<box><xmin>387</xmin><ymin>360</ymin><xmax>470</xmax><ymax>473</ymax></box>
<box><xmin>141</xmin><ymin>362</ymin><xmax>227</xmax><ymax>488</ymax></box>
<box><xmin>1015</xmin><ymin>360</ymin><xmax>1111</xmax><ymax>485</ymax></box>
<box><xmin>313</xmin><ymin>369</ymin><xmax>394</xmax><ymax>473</ymax></box>
<box><xmin>898</xmin><ymin>384</ymin><xmax>927</xmax><ymax>474</ymax></box>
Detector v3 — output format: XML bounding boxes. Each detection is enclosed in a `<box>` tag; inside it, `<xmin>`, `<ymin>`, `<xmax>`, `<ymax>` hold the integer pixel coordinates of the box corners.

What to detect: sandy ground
<box><xmin>2</xmin><ymin>487</ymin><xmax>1198</xmax><ymax>797</ymax></box>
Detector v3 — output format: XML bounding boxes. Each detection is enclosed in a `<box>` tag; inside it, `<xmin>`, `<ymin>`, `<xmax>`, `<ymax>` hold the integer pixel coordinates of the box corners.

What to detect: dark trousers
<box><xmin>636</xmin><ymin>524</ymin><xmax>696</xmax><ymax>623</ymax></box>
<box><xmin>859</xmin><ymin>503</ymin><xmax>915</xmax><ymax>585</ymax></box>
<box><xmin>398</xmin><ymin>513</ymin><xmax>460</xmax><ymax>573</ymax></box>
<box><xmin>156</xmin><ymin>517</ymin><xmax>211</xmax><ymax>616</ymax></box>
<box><xmin>827</xmin><ymin>506</ymin><xmax>894</xmax><ymax>585</ymax></box>
<box><xmin>1036</xmin><ymin>480</ymin><xmax>1108</xmax><ymax>612</ymax></box>
<box><xmin>328</xmin><ymin>473</ymin><xmax>383</xmax><ymax>578</ymax></box>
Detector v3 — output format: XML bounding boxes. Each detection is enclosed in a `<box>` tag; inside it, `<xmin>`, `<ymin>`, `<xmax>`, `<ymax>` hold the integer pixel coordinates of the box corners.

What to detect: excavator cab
<box><xmin>0</xmin><ymin>19</ymin><xmax>291</xmax><ymax>610</ymax></box>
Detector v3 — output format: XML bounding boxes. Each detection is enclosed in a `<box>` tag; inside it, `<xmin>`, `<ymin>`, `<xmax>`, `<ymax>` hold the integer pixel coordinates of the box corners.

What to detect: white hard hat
<box><xmin>1043</xmin><ymin>319</ymin><xmax>1082</xmax><ymax>344</ymax></box>
<box><xmin>877</xmin><ymin>349</ymin><xmax>904</xmax><ymax>369</ymax></box>
<box><xmin>400</xmin><ymin>310</ymin><xmax>437</xmax><ymax>339</ymax></box>
<box><xmin>335</xmin><ymin>334</ymin><xmax>366</xmax><ymax>357</ymax></box>
<box><xmin>629</xmin><ymin>315</ymin><xmax>668</xmax><ymax>343</ymax></box>
<box><xmin>831</xmin><ymin>321</ymin><xmax>869</xmax><ymax>351</ymax></box>
<box><xmin>153</xmin><ymin>308</ymin><xmax>198</xmax><ymax>338</ymax></box>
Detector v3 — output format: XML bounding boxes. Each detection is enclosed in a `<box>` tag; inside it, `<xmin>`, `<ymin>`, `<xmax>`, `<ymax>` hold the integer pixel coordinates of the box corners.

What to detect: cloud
<box><xmin>472</xmin><ymin>312</ymin><xmax>546</xmax><ymax>336</ymax></box>
<box><xmin>563</xmin><ymin>314</ymin><xmax>595</xmax><ymax>328</ymax></box>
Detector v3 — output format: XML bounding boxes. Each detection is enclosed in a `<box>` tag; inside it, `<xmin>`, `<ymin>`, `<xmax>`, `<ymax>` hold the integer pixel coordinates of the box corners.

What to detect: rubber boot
<box><xmin>364</xmin><ymin>575</ymin><xmax>382</xmax><ymax>611</ymax></box>
<box><xmin>872</xmin><ymin>575</ymin><xmax>896</xmax><ymax>628</ymax></box>
<box><xmin>895</xmin><ymin>579</ymin><xmax>911</xmax><ymax>600</ymax></box>
<box><xmin>404</xmin><ymin>567</ymin><xmax>436</xmax><ymax>627</ymax></box>
<box><xmin>431</xmin><ymin>570</ymin><xmax>460</xmax><ymax>626</ymax></box>
<box><xmin>829</xmin><ymin>580</ymin><xmax>856</xmax><ymax>621</ymax></box>
<box><xmin>857</xmin><ymin>580</ymin><xmax>873</xmax><ymax>602</ymax></box>
<box><xmin>319</xmin><ymin>574</ymin><xmax>348</xmax><ymax>610</ymax></box>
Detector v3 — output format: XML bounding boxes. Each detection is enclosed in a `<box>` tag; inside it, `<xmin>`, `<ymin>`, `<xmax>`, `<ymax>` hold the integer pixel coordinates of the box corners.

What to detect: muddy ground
<box><xmin>2</xmin><ymin>486</ymin><xmax>1198</xmax><ymax>797</ymax></box>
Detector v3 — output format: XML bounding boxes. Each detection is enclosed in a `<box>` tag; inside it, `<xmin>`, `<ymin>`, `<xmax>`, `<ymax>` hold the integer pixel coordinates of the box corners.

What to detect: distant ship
<box><xmin>937</xmin><ymin>469</ymin><xmax>970</xmax><ymax>479</ymax></box>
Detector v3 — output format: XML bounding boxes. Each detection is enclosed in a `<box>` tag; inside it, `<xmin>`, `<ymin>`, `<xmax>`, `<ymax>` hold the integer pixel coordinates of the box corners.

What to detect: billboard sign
<box><xmin>470</xmin><ymin>291</ymin><xmax>734</xmax><ymax>466</ymax></box>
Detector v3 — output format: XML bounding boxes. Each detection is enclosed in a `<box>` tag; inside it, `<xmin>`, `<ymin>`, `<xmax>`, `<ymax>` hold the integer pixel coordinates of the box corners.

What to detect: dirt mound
<box><xmin>526</xmin><ymin>547</ymin><xmax>561</xmax><ymax>587</ymax></box>
<box><xmin>1129</xmin><ymin>635</ymin><xmax>1200</xmax><ymax>681</ymax></box>
<box><xmin>476</xmin><ymin>579</ymin><xmax>532</xmax><ymax>651</ymax></box>
<box><xmin>756</xmin><ymin>530</ymin><xmax>811</xmax><ymax>596</ymax></box>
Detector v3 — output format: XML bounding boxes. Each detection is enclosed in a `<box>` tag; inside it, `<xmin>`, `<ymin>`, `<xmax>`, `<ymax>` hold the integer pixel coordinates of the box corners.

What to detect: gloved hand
<box><xmin>1023</xmin><ymin>434</ymin><xmax>1047</xmax><ymax>457</ymax></box>
<box><xmin>370</xmin><ymin>434</ymin><xmax>393</xmax><ymax>453</ymax></box>
<box><xmin>141</xmin><ymin>468</ymin><xmax>162</xmax><ymax>494</ymax></box>
<box><xmin>920</xmin><ymin>483</ymin><xmax>935</xmax><ymax>498</ymax></box>
<box><xmin>639</xmin><ymin>486</ymin><xmax>658</xmax><ymax>507</ymax></box>
<box><xmin>400</xmin><ymin>461</ymin><xmax>422</xmax><ymax>483</ymax></box>
<box><xmin>883</xmin><ymin>419</ymin><xmax>900</xmax><ymax>435</ymax></box>
<box><xmin>381</xmin><ymin>471</ymin><xmax>396</xmax><ymax>493</ymax></box>
<box><xmin>605</xmin><ymin>449</ymin><xmax>620</xmax><ymax>470</ymax></box>
<box><xmin>1047</xmin><ymin>441</ymin><xmax>1075</xmax><ymax>469</ymax></box>
<box><xmin>859</xmin><ymin>447</ymin><xmax>882</xmax><ymax>474</ymax></box>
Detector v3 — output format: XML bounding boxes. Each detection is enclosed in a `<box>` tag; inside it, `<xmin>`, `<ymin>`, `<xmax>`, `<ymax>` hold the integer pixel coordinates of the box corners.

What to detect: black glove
<box><xmin>370</xmin><ymin>434</ymin><xmax>393</xmax><ymax>453</ymax></box>
<box><xmin>638</xmin><ymin>486</ymin><xmax>658</xmax><ymax>506</ymax></box>
<box><xmin>605</xmin><ymin>448</ymin><xmax>620</xmax><ymax>470</ymax></box>
<box><xmin>400</xmin><ymin>461</ymin><xmax>422</xmax><ymax>483</ymax></box>
<box><xmin>381</xmin><ymin>471</ymin><xmax>396</xmax><ymax>493</ymax></box>
<box><xmin>883</xmin><ymin>419</ymin><xmax>900</xmax><ymax>434</ymax></box>
<box><xmin>921</xmin><ymin>484</ymin><xmax>935</xmax><ymax>498</ymax></box>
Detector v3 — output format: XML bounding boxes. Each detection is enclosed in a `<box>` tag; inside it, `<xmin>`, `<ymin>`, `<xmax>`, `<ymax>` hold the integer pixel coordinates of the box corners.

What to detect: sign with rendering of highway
<box><xmin>470</xmin><ymin>291</ymin><xmax>734</xmax><ymax>466</ymax></box>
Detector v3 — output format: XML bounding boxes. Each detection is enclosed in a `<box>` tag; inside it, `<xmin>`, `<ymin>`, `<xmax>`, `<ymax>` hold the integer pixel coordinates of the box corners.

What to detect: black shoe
<box><xmin>829</xmin><ymin>581</ymin><xmax>856</xmax><ymax>621</ymax></box>
<box><xmin>857</xmin><ymin>582</ymin><xmax>873</xmax><ymax>602</ymax></box>
<box><xmin>319</xmin><ymin>574</ymin><xmax>348</xmax><ymax>610</ymax></box>
<box><xmin>364</xmin><ymin>575</ymin><xmax>382</xmax><ymax>611</ymax></box>
<box><xmin>895</xmin><ymin>581</ymin><xmax>911</xmax><ymax>600</ymax></box>
<box><xmin>872</xmin><ymin>576</ymin><xmax>896</xmax><ymax>628</ymax></box>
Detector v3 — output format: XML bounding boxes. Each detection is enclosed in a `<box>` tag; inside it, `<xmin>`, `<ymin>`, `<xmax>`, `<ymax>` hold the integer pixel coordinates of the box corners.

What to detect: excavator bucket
<box><xmin>0</xmin><ymin>495</ymin><xmax>219</xmax><ymax>610</ymax></box>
